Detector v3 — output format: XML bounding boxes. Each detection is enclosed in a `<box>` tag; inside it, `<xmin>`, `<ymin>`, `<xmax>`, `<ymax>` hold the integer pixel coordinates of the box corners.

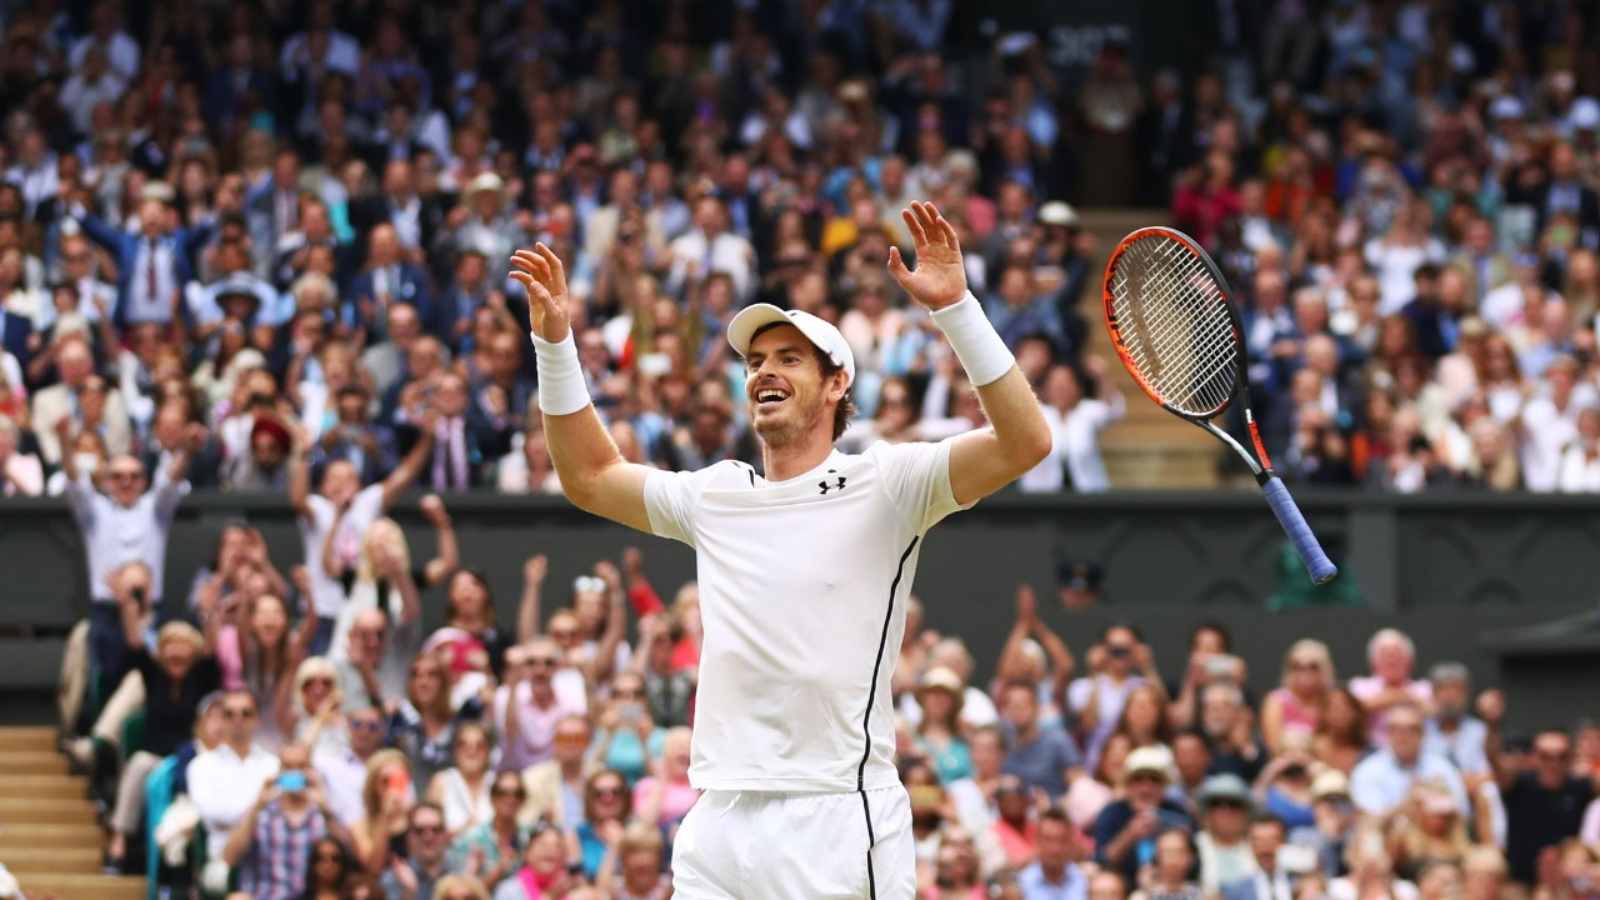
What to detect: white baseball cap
<box><xmin>726</xmin><ymin>303</ymin><xmax>855</xmax><ymax>388</ymax></box>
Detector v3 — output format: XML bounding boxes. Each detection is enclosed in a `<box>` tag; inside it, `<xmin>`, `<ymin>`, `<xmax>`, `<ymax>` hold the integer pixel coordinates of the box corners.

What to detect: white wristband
<box><xmin>930</xmin><ymin>292</ymin><xmax>1015</xmax><ymax>387</ymax></box>
<box><xmin>531</xmin><ymin>331</ymin><xmax>592</xmax><ymax>416</ymax></box>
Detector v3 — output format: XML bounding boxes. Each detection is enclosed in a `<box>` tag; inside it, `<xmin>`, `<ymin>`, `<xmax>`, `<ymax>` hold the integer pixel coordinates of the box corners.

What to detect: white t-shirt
<box><xmin>299</xmin><ymin>484</ymin><xmax>385</xmax><ymax>618</ymax></box>
<box><xmin>1020</xmin><ymin>396</ymin><xmax>1126</xmax><ymax>493</ymax></box>
<box><xmin>643</xmin><ymin>443</ymin><xmax>969</xmax><ymax>793</ymax></box>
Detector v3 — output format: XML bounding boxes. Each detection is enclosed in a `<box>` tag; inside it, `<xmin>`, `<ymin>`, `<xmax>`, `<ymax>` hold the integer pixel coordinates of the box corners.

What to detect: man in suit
<box><xmin>1452</xmin><ymin>214</ymin><xmax>1514</xmax><ymax>305</ymax></box>
<box><xmin>348</xmin><ymin>159</ymin><xmax>443</xmax><ymax>269</ymax></box>
<box><xmin>348</xmin><ymin>223</ymin><xmax>432</xmax><ymax>346</ymax></box>
<box><xmin>247</xmin><ymin>147</ymin><xmax>305</xmax><ymax>274</ymax></box>
<box><xmin>1539</xmin><ymin>141</ymin><xmax>1600</xmax><ymax>250</ymax></box>
<box><xmin>30</xmin><ymin>334</ymin><xmax>131</xmax><ymax>465</ymax></box>
<box><xmin>204</xmin><ymin>33</ymin><xmax>277</xmax><ymax>134</ymax></box>
<box><xmin>1220</xmin><ymin>815</ymin><xmax>1293</xmax><ymax>900</ymax></box>
<box><xmin>141</xmin><ymin>399</ymin><xmax>222</xmax><ymax>490</ymax></box>
<box><xmin>412</xmin><ymin>370</ymin><xmax>507</xmax><ymax>491</ymax></box>
<box><xmin>74</xmin><ymin>183</ymin><xmax>207</xmax><ymax>328</ymax></box>
<box><xmin>0</xmin><ymin>301</ymin><xmax>31</xmax><ymax>372</ymax></box>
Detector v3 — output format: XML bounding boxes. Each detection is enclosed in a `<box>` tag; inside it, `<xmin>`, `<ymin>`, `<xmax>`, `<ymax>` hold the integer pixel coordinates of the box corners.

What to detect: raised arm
<box><xmin>380</xmin><ymin>419</ymin><xmax>434</xmax><ymax>508</ymax></box>
<box><xmin>417</xmin><ymin>494</ymin><xmax>459</xmax><ymax>586</ymax></box>
<box><xmin>510</xmin><ymin>246</ymin><xmax>654</xmax><ymax>532</ymax></box>
<box><xmin>517</xmin><ymin>554</ymin><xmax>548</xmax><ymax>642</ymax></box>
<box><xmin>885</xmin><ymin>202</ymin><xmax>1050</xmax><ymax>506</ymax></box>
<box><xmin>590</xmin><ymin>559</ymin><xmax>629</xmax><ymax>684</ymax></box>
<box><xmin>288</xmin><ymin>419</ymin><xmax>313</xmax><ymax>520</ymax></box>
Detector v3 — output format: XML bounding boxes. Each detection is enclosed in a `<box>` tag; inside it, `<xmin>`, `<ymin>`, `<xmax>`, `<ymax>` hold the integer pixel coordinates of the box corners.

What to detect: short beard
<box><xmin>753</xmin><ymin>394</ymin><xmax>825</xmax><ymax>449</ymax></box>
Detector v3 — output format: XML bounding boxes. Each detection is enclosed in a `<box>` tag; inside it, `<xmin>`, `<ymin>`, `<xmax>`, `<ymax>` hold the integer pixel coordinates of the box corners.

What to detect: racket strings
<box><xmin>1109</xmin><ymin>236</ymin><xmax>1240</xmax><ymax>417</ymax></box>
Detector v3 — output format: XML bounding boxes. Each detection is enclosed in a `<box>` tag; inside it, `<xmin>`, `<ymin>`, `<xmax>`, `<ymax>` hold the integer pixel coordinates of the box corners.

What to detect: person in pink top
<box><xmin>1261</xmin><ymin>639</ymin><xmax>1336</xmax><ymax>755</ymax></box>
<box><xmin>632</xmin><ymin>727</ymin><xmax>698</xmax><ymax>828</ymax></box>
<box><xmin>1348</xmin><ymin>628</ymin><xmax>1433</xmax><ymax>747</ymax></box>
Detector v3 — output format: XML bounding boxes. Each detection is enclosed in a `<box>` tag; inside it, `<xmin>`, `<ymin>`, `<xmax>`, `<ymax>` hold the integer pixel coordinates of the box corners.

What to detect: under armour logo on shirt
<box><xmin>818</xmin><ymin>473</ymin><xmax>847</xmax><ymax>495</ymax></box>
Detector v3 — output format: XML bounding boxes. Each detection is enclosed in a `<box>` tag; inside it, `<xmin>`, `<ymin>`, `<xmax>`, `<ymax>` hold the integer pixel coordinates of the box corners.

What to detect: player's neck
<box><xmin>760</xmin><ymin>429</ymin><xmax>834</xmax><ymax>482</ymax></box>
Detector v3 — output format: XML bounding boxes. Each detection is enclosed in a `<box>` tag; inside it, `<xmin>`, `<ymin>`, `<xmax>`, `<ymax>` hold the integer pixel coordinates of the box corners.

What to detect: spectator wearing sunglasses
<box><xmin>1501</xmin><ymin>730</ymin><xmax>1594</xmax><ymax>885</ymax></box>
<box><xmin>61</xmin><ymin>417</ymin><xmax>195</xmax><ymax>681</ymax></box>
<box><xmin>576</xmin><ymin>769</ymin><xmax>633</xmax><ymax>880</ymax></box>
<box><xmin>1350</xmin><ymin>704</ymin><xmax>1469</xmax><ymax>820</ymax></box>
<box><xmin>495</xmin><ymin>638</ymin><xmax>584</xmax><ymax>771</ymax></box>
<box><xmin>1195</xmin><ymin>774</ymin><xmax>1256</xmax><ymax>892</ymax></box>
<box><xmin>381</xmin><ymin>802</ymin><xmax>454</xmax><ymax>900</ymax></box>
<box><xmin>447</xmin><ymin>771</ymin><xmax>539</xmax><ymax>889</ymax></box>
<box><xmin>521</xmin><ymin>714</ymin><xmax>597</xmax><ymax>829</ymax></box>
<box><xmin>315</xmin><ymin>704</ymin><xmax>390</xmax><ymax>829</ymax></box>
<box><xmin>189</xmin><ymin>689</ymin><xmax>283</xmax><ymax>860</ymax></box>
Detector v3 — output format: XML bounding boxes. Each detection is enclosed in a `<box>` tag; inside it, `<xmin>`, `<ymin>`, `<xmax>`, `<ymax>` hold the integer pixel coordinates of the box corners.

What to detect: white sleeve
<box><xmin>1349</xmin><ymin>763</ymin><xmax>1389</xmax><ymax>816</ymax></box>
<box><xmin>352</xmin><ymin>483</ymin><xmax>385</xmax><ymax>518</ymax></box>
<box><xmin>868</xmin><ymin>440</ymin><xmax>970</xmax><ymax>534</ymax></box>
<box><xmin>643</xmin><ymin>469</ymin><xmax>701</xmax><ymax>546</ymax></box>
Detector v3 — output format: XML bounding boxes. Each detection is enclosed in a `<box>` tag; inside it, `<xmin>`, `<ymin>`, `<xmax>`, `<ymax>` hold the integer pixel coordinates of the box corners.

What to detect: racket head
<box><xmin>1102</xmin><ymin>226</ymin><xmax>1247</xmax><ymax>421</ymax></box>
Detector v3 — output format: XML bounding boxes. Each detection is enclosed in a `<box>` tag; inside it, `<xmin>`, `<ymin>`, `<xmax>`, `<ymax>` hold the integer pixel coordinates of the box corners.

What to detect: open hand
<box><xmin>886</xmin><ymin>201</ymin><xmax>967</xmax><ymax>310</ymax></box>
<box><xmin>524</xmin><ymin>554</ymin><xmax>548</xmax><ymax>584</ymax></box>
<box><xmin>509</xmin><ymin>244</ymin><xmax>571</xmax><ymax>342</ymax></box>
<box><xmin>419</xmin><ymin>494</ymin><xmax>450</xmax><ymax>528</ymax></box>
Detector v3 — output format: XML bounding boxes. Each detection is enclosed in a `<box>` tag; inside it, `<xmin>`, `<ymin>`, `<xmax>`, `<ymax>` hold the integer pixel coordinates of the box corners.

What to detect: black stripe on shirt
<box><xmin>857</xmin><ymin>535</ymin><xmax>919</xmax><ymax>899</ymax></box>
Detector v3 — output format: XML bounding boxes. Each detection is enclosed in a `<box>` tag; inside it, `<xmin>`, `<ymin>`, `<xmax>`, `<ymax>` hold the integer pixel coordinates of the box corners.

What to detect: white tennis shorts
<box><xmin>671</xmin><ymin>784</ymin><xmax>916</xmax><ymax>899</ymax></box>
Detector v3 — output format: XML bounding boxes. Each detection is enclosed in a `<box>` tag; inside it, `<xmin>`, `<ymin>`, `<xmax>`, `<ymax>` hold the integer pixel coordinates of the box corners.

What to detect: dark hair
<box><xmin>748</xmin><ymin>320</ymin><xmax>856</xmax><ymax>440</ymax></box>
<box><xmin>1038</xmin><ymin>806</ymin><xmax>1073</xmax><ymax>829</ymax></box>
<box><xmin>304</xmin><ymin>836</ymin><xmax>356</xmax><ymax>891</ymax></box>
<box><xmin>1249</xmin><ymin>813</ymin><xmax>1288</xmax><ymax>835</ymax></box>
<box><xmin>1191</xmin><ymin>621</ymin><xmax>1232</xmax><ymax>652</ymax></box>
<box><xmin>446</xmin><ymin>568</ymin><xmax>496</xmax><ymax>625</ymax></box>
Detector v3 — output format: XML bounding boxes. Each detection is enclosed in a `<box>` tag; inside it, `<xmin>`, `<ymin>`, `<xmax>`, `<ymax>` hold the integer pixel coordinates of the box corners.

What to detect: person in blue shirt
<box><xmin>1092</xmin><ymin>746</ymin><xmax>1198</xmax><ymax>885</ymax></box>
<box><xmin>1019</xmin><ymin>806</ymin><xmax>1089</xmax><ymax>900</ymax></box>
<box><xmin>1000</xmin><ymin>679</ymin><xmax>1082</xmax><ymax>797</ymax></box>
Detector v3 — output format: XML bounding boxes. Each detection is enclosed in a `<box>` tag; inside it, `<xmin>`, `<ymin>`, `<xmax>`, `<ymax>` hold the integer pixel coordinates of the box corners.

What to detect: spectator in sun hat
<box><xmin>1092</xmin><ymin>745</ymin><xmax>1197</xmax><ymax>884</ymax></box>
<box><xmin>912</xmin><ymin>665</ymin><xmax>972</xmax><ymax>783</ymax></box>
<box><xmin>1288</xmin><ymin>769</ymin><xmax>1359</xmax><ymax>879</ymax></box>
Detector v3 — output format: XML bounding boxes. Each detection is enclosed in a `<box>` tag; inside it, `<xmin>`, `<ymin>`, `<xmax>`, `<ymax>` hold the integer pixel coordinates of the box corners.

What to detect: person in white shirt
<box><xmin>287</xmin><ymin>423</ymin><xmax>432</xmax><ymax>655</ymax></box>
<box><xmin>665</xmin><ymin>195</ymin><xmax>757</xmax><ymax>303</ymax></box>
<box><xmin>315</xmin><ymin>704</ymin><xmax>390</xmax><ymax>828</ymax></box>
<box><xmin>62</xmin><ymin>434</ymin><xmax>194</xmax><ymax>681</ymax></box>
<box><xmin>1518</xmin><ymin>355</ymin><xmax>1598</xmax><ymax>491</ymax></box>
<box><xmin>187</xmin><ymin>689</ymin><xmax>281</xmax><ymax>860</ymax></box>
<box><xmin>1021</xmin><ymin>358</ymin><xmax>1125</xmax><ymax>493</ymax></box>
<box><xmin>508</xmin><ymin>199</ymin><xmax>1052</xmax><ymax>899</ymax></box>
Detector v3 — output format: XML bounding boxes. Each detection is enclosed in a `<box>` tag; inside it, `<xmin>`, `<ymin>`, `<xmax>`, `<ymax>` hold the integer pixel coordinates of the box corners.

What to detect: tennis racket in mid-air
<box><xmin>1102</xmin><ymin>226</ymin><xmax>1338</xmax><ymax>584</ymax></box>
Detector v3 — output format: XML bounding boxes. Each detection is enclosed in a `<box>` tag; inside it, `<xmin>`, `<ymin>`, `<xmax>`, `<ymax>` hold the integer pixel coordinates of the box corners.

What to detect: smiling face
<box><xmin>744</xmin><ymin>324</ymin><xmax>843</xmax><ymax>450</ymax></box>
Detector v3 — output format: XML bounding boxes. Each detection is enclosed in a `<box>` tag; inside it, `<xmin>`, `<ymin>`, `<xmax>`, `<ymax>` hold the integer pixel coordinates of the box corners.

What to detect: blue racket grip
<box><xmin>1261</xmin><ymin>476</ymin><xmax>1338</xmax><ymax>584</ymax></box>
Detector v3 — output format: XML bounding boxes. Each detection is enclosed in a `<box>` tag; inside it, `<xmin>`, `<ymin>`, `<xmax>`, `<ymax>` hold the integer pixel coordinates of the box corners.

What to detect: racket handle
<box><xmin>1261</xmin><ymin>475</ymin><xmax>1338</xmax><ymax>585</ymax></box>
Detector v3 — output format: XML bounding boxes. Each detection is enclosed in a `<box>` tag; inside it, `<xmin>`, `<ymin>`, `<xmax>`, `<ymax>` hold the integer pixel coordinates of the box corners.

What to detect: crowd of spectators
<box><xmin>56</xmin><ymin>506</ymin><xmax>1600</xmax><ymax>900</ymax></box>
<box><xmin>9</xmin><ymin>0</ymin><xmax>1600</xmax><ymax>898</ymax></box>
<box><xmin>0</xmin><ymin>0</ymin><xmax>1120</xmax><ymax>507</ymax></box>
<box><xmin>1161</xmin><ymin>2</ymin><xmax>1600</xmax><ymax>492</ymax></box>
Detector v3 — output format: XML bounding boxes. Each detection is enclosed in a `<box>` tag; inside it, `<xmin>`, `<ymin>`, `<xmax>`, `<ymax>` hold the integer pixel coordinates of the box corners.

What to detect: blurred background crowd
<box><xmin>8</xmin><ymin>0</ymin><xmax>1600</xmax><ymax>898</ymax></box>
<box><xmin>0</xmin><ymin>0</ymin><xmax>1596</xmax><ymax>501</ymax></box>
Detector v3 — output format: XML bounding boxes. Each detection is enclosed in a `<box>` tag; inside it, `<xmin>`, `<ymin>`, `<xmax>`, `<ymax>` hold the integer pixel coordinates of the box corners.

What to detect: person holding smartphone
<box><xmin>222</xmin><ymin>743</ymin><xmax>349</xmax><ymax>899</ymax></box>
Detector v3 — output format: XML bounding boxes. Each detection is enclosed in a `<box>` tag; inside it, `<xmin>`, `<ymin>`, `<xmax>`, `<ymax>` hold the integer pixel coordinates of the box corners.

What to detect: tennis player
<box><xmin>509</xmin><ymin>201</ymin><xmax>1051</xmax><ymax>899</ymax></box>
